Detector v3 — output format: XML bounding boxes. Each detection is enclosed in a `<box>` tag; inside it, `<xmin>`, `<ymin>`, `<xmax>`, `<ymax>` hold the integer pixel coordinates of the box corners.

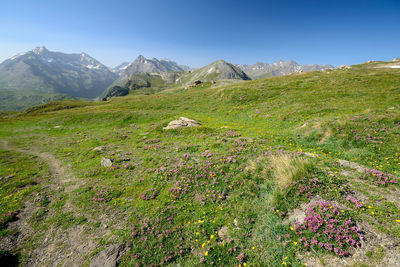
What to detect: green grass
<box><xmin>0</xmin><ymin>150</ymin><xmax>49</xmax><ymax>232</ymax></box>
<box><xmin>1</xmin><ymin>62</ymin><xmax>400</xmax><ymax>265</ymax></box>
<box><xmin>0</xmin><ymin>90</ymin><xmax>75</xmax><ymax>111</ymax></box>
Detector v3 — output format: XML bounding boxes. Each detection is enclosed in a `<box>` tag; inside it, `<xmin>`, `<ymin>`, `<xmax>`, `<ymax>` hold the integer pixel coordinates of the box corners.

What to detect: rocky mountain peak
<box><xmin>135</xmin><ymin>55</ymin><xmax>146</xmax><ymax>62</ymax></box>
<box><xmin>32</xmin><ymin>46</ymin><xmax>49</xmax><ymax>55</ymax></box>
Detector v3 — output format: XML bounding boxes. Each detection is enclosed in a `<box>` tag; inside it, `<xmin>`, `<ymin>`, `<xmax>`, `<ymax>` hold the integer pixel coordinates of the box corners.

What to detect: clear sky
<box><xmin>1</xmin><ymin>0</ymin><xmax>399</xmax><ymax>68</ymax></box>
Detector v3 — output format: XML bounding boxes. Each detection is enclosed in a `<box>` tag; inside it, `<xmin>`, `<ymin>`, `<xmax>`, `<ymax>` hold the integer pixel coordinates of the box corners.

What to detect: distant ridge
<box><xmin>237</xmin><ymin>60</ymin><xmax>333</xmax><ymax>79</ymax></box>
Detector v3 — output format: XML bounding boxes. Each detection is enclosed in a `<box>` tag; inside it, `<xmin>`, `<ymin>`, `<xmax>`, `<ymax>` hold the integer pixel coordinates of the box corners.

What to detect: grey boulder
<box><xmin>90</xmin><ymin>244</ymin><xmax>124</xmax><ymax>267</ymax></box>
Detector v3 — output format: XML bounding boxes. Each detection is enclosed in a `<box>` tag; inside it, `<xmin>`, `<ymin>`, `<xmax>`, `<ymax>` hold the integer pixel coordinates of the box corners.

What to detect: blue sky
<box><xmin>0</xmin><ymin>0</ymin><xmax>399</xmax><ymax>68</ymax></box>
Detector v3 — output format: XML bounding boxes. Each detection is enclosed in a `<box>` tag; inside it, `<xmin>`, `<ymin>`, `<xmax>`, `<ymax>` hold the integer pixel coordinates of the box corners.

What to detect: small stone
<box><xmin>93</xmin><ymin>146</ymin><xmax>105</xmax><ymax>152</ymax></box>
<box><xmin>218</xmin><ymin>226</ymin><xmax>229</xmax><ymax>239</ymax></box>
<box><xmin>101</xmin><ymin>158</ymin><xmax>113</xmax><ymax>167</ymax></box>
<box><xmin>338</xmin><ymin>159</ymin><xmax>365</xmax><ymax>172</ymax></box>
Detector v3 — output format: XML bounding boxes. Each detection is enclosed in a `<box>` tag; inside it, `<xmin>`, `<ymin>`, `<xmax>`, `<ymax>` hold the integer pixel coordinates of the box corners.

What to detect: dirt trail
<box><xmin>1</xmin><ymin>140</ymin><xmax>117</xmax><ymax>266</ymax></box>
<box><xmin>2</xmin><ymin>140</ymin><xmax>80</xmax><ymax>190</ymax></box>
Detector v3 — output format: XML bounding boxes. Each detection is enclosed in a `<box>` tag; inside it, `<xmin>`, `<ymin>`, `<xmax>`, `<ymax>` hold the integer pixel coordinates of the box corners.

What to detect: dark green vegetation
<box><xmin>0</xmin><ymin>90</ymin><xmax>74</xmax><ymax>112</ymax></box>
<box><xmin>103</xmin><ymin>72</ymin><xmax>180</xmax><ymax>100</ymax></box>
<box><xmin>0</xmin><ymin>61</ymin><xmax>399</xmax><ymax>266</ymax></box>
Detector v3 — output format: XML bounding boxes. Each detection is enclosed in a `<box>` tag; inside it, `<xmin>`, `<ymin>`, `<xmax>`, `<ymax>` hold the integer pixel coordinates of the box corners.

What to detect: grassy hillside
<box><xmin>0</xmin><ymin>90</ymin><xmax>76</xmax><ymax>111</ymax></box>
<box><xmin>1</xmin><ymin>62</ymin><xmax>399</xmax><ymax>266</ymax></box>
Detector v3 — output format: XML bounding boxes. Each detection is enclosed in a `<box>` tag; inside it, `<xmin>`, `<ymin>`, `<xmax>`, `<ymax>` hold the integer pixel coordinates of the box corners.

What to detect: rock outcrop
<box><xmin>163</xmin><ymin>117</ymin><xmax>199</xmax><ymax>130</ymax></box>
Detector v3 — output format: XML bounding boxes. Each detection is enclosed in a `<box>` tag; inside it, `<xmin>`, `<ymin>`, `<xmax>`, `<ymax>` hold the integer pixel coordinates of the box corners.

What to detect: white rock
<box><xmin>163</xmin><ymin>117</ymin><xmax>200</xmax><ymax>130</ymax></box>
<box><xmin>93</xmin><ymin>146</ymin><xmax>105</xmax><ymax>152</ymax></box>
<box><xmin>101</xmin><ymin>157</ymin><xmax>113</xmax><ymax>167</ymax></box>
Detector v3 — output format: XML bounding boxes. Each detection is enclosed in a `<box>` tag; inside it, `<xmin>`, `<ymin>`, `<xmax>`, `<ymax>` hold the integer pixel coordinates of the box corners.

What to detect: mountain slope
<box><xmin>111</xmin><ymin>62</ymin><xmax>131</xmax><ymax>75</ymax></box>
<box><xmin>237</xmin><ymin>60</ymin><xmax>333</xmax><ymax>79</ymax></box>
<box><xmin>176</xmin><ymin>59</ymin><xmax>251</xmax><ymax>85</ymax></box>
<box><xmin>109</xmin><ymin>55</ymin><xmax>186</xmax><ymax>89</ymax></box>
<box><xmin>102</xmin><ymin>72</ymin><xmax>180</xmax><ymax>100</ymax></box>
<box><xmin>0</xmin><ymin>46</ymin><xmax>118</xmax><ymax>110</ymax></box>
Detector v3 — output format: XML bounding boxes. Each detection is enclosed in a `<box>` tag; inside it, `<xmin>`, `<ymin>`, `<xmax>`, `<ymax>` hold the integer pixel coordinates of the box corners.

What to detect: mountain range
<box><xmin>107</xmin><ymin>55</ymin><xmax>188</xmax><ymax>90</ymax></box>
<box><xmin>236</xmin><ymin>60</ymin><xmax>334</xmax><ymax>79</ymax></box>
<box><xmin>0</xmin><ymin>46</ymin><xmax>334</xmax><ymax>110</ymax></box>
<box><xmin>0</xmin><ymin>46</ymin><xmax>117</xmax><ymax>110</ymax></box>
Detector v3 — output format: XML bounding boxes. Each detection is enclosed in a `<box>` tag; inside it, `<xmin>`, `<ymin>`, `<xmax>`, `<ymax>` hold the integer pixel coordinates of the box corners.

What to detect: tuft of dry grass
<box><xmin>270</xmin><ymin>154</ymin><xmax>313</xmax><ymax>188</ymax></box>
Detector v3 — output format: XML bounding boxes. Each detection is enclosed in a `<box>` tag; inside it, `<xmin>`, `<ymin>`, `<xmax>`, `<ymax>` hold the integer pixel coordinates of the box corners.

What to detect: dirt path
<box><xmin>1</xmin><ymin>140</ymin><xmax>118</xmax><ymax>266</ymax></box>
<box><xmin>2</xmin><ymin>140</ymin><xmax>80</xmax><ymax>190</ymax></box>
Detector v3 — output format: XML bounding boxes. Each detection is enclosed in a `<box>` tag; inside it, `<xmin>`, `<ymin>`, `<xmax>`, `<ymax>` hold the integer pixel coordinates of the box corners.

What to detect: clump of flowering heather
<box><xmin>345</xmin><ymin>195</ymin><xmax>365</xmax><ymax>209</ymax></box>
<box><xmin>273</xmin><ymin>174</ymin><xmax>325</xmax><ymax>215</ymax></box>
<box><xmin>129</xmin><ymin>209</ymin><xmax>188</xmax><ymax>266</ymax></box>
<box><xmin>225</xmin><ymin>130</ymin><xmax>241</xmax><ymax>137</ymax></box>
<box><xmin>141</xmin><ymin>188</ymin><xmax>159</xmax><ymax>200</ymax></box>
<box><xmin>92</xmin><ymin>188</ymin><xmax>122</xmax><ymax>202</ymax></box>
<box><xmin>143</xmin><ymin>144</ymin><xmax>162</xmax><ymax>150</ymax></box>
<box><xmin>362</xmin><ymin>168</ymin><xmax>397</xmax><ymax>186</ymax></box>
<box><xmin>289</xmin><ymin>201</ymin><xmax>363</xmax><ymax>257</ymax></box>
<box><xmin>0</xmin><ymin>211</ymin><xmax>17</xmax><ymax>229</ymax></box>
<box><xmin>285</xmin><ymin>176</ymin><xmax>320</xmax><ymax>199</ymax></box>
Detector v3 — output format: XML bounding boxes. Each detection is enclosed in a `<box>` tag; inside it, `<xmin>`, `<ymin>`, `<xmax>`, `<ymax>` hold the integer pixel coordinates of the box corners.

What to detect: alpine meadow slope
<box><xmin>0</xmin><ymin>60</ymin><xmax>400</xmax><ymax>266</ymax></box>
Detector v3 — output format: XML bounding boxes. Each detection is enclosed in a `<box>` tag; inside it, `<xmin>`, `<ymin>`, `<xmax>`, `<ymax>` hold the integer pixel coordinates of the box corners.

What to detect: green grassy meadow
<box><xmin>1</xmin><ymin>62</ymin><xmax>399</xmax><ymax>266</ymax></box>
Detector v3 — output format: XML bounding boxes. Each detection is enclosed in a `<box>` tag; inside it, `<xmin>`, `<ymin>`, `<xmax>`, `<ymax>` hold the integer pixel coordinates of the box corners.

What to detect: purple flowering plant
<box><xmin>287</xmin><ymin>201</ymin><xmax>363</xmax><ymax>257</ymax></box>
